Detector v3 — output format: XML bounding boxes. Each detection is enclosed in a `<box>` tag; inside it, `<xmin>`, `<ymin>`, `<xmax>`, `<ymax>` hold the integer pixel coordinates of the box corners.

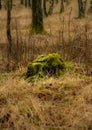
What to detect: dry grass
<box><xmin>0</xmin><ymin>1</ymin><xmax>92</xmax><ymax>130</ymax></box>
<box><xmin>0</xmin><ymin>71</ymin><xmax>92</xmax><ymax>130</ymax></box>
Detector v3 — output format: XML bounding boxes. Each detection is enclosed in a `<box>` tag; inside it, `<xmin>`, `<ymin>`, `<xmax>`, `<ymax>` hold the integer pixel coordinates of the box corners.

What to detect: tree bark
<box><xmin>28</xmin><ymin>0</ymin><xmax>32</xmax><ymax>7</ymax></box>
<box><xmin>43</xmin><ymin>0</ymin><xmax>48</xmax><ymax>16</ymax></box>
<box><xmin>20</xmin><ymin>0</ymin><xmax>24</xmax><ymax>4</ymax></box>
<box><xmin>4</xmin><ymin>0</ymin><xmax>12</xmax><ymax>10</ymax></box>
<box><xmin>89</xmin><ymin>0</ymin><xmax>92</xmax><ymax>12</ymax></box>
<box><xmin>6</xmin><ymin>0</ymin><xmax>12</xmax><ymax>70</ymax></box>
<box><xmin>60</xmin><ymin>0</ymin><xmax>64</xmax><ymax>13</ymax></box>
<box><xmin>0</xmin><ymin>0</ymin><xmax>2</xmax><ymax>9</ymax></box>
<box><xmin>32</xmin><ymin>0</ymin><xmax>44</xmax><ymax>33</ymax></box>
<box><xmin>78</xmin><ymin>0</ymin><xmax>87</xmax><ymax>18</ymax></box>
<box><xmin>25</xmin><ymin>0</ymin><xmax>27</xmax><ymax>7</ymax></box>
<box><xmin>48</xmin><ymin>0</ymin><xmax>54</xmax><ymax>15</ymax></box>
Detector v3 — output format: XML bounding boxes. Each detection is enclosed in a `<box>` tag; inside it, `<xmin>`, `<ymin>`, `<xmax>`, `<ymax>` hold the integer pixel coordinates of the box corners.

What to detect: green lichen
<box><xmin>26</xmin><ymin>53</ymin><xmax>65</xmax><ymax>81</ymax></box>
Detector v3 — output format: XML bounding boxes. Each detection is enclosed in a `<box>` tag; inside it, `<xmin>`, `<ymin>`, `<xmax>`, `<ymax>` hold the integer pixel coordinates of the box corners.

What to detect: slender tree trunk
<box><xmin>89</xmin><ymin>0</ymin><xmax>92</xmax><ymax>12</ymax></box>
<box><xmin>78</xmin><ymin>0</ymin><xmax>87</xmax><ymax>18</ymax></box>
<box><xmin>4</xmin><ymin>0</ymin><xmax>12</xmax><ymax>10</ymax></box>
<box><xmin>28</xmin><ymin>0</ymin><xmax>32</xmax><ymax>7</ymax></box>
<box><xmin>48</xmin><ymin>0</ymin><xmax>54</xmax><ymax>15</ymax></box>
<box><xmin>0</xmin><ymin>0</ymin><xmax>2</xmax><ymax>9</ymax></box>
<box><xmin>10</xmin><ymin>0</ymin><xmax>12</xmax><ymax>9</ymax></box>
<box><xmin>60</xmin><ymin>0</ymin><xmax>64</xmax><ymax>13</ymax></box>
<box><xmin>20</xmin><ymin>0</ymin><xmax>24</xmax><ymax>4</ymax></box>
<box><xmin>4</xmin><ymin>0</ymin><xmax>7</xmax><ymax>9</ymax></box>
<box><xmin>43</xmin><ymin>0</ymin><xmax>48</xmax><ymax>16</ymax></box>
<box><xmin>32</xmin><ymin>0</ymin><xmax>44</xmax><ymax>33</ymax></box>
<box><xmin>7</xmin><ymin>0</ymin><xmax>12</xmax><ymax>70</ymax></box>
<box><xmin>25</xmin><ymin>0</ymin><xmax>27</xmax><ymax>7</ymax></box>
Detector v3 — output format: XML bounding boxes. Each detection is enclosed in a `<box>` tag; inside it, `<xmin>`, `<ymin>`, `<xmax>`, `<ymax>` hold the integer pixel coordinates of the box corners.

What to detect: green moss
<box><xmin>30</xmin><ymin>25</ymin><xmax>46</xmax><ymax>34</ymax></box>
<box><xmin>26</xmin><ymin>53</ymin><xmax>65</xmax><ymax>81</ymax></box>
<box><xmin>0</xmin><ymin>73</ymin><xmax>9</xmax><ymax>84</ymax></box>
<box><xmin>65</xmin><ymin>62</ymin><xmax>77</xmax><ymax>75</ymax></box>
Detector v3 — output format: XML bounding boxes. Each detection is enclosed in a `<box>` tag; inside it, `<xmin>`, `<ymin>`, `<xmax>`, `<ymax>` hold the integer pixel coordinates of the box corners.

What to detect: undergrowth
<box><xmin>0</xmin><ymin>71</ymin><xmax>92</xmax><ymax>130</ymax></box>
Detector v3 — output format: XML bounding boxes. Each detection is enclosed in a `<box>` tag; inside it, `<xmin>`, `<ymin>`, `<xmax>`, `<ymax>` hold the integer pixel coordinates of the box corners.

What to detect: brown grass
<box><xmin>0</xmin><ymin>1</ymin><xmax>92</xmax><ymax>130</ymax></box>
<box><xmin>0</xmin><ymin>72</ymin><xmax>92</xmax><ymax>130</ymax></box>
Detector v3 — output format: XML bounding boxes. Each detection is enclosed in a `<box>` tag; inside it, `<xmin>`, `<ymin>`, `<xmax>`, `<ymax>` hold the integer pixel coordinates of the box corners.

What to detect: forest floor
<box><xmin>0</xmin><ymin>69</ymin><xmax>92</xmax><ymax>130</ymax></box>
<box><xmin>0</xmin><ymin>0</ymin><xmax>92</xmax><ymax>130</ymax></box>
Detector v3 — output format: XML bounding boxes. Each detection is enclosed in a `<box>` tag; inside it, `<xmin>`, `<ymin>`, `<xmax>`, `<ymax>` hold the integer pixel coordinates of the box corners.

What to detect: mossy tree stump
<box><xmin>26</xmin><ymin>53</ymin><xmax>65</xmax><ymax>81</ymax></box>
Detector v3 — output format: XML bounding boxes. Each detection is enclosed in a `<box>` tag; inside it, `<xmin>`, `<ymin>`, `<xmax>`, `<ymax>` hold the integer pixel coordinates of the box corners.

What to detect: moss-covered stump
<box><xmin>26</xmin><ymin>53</ymin><xmax>65</xmax><ymax>81</ymax></box>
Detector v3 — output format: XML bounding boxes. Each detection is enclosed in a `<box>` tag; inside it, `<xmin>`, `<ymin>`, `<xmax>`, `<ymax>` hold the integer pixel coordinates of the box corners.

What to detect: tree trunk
<box><xmin>32</xmin><ymin>0</ymin><xmax>44</xmax><ymax>33</ymax></box>
<box><xmin>0</xmin><ymin>0</ymin><xmax>2</xmax><ymax>9</ymax></box>
<box><xmin>28</xmin><ymin>0</ymin><xmax>32</xmax><ymax>7</ymax></box>
<box><xmin>48</xmin><ymin>0</ymin><xmax>54</xmax><ymax>15</ymax></box>
<box><xmin>25</xmin><ymin>0</ymin><xmax>27</xmax><ymax>7</ymax></box>
<box><xmin>78</xmin><ymin>0</ymin><xmax>87</xmax><ymax>18</ymax></box>
<box><xmin>20</xmin><ymin>0</ymin><xmax>24</xmax><ymax>4</ymax></box>
<box><xmin>7</xmin><ymin>0</ymin><xmax>12</xmax><ymax>70</ymax></box>
<box><xmin>4</xmin><ymin>0</ymin><xmax>12</xmax><ymax>10</ymax></box>
<box><xmin>43</xmin><ymin>0</ymin><xmax>48</xmax><ymax>16</ymax></box>
<box><xmin>89</xmin><ymin>0</ymin><xmax>92</xmax><ymax>12</ymax></box>
<box><xmin>60</xmin><ymin>0</ymin><xmax>64</xmax><ymax>13</ymax></box>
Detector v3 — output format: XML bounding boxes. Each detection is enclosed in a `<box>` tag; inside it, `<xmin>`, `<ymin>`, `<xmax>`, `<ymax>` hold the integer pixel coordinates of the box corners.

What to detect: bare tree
<box><xmin>60</xmin><ymin>0</ymin><xmax>64</xmax><ymax>13</ymax></box>
<box><xmin>43</xmin><ymin>0</ymin><xmax>48</xmax><ymax>17</ymax></box>
<box><xmin>20</xmin><ymin>0</ymin><xmax>24</xmax><ymax>4</ymax></box>
<box><xmin>48</xmin><ymin>0</ymin><xmax>54</xmax><ymax>15</ymax></box>
<box><xmin>88</xmin><ymin>0</ymin><xmax>92</xmax><ymax>12</ymax></box>
<box><xmin>6</xmin><ymin>0</ymin><xmax>12</xmax><ymax>70</ymax></box>
<box><xmin>0</xmin><ymin>0</ymin><xmax>2</xmax><ymax>9</ymax></box>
